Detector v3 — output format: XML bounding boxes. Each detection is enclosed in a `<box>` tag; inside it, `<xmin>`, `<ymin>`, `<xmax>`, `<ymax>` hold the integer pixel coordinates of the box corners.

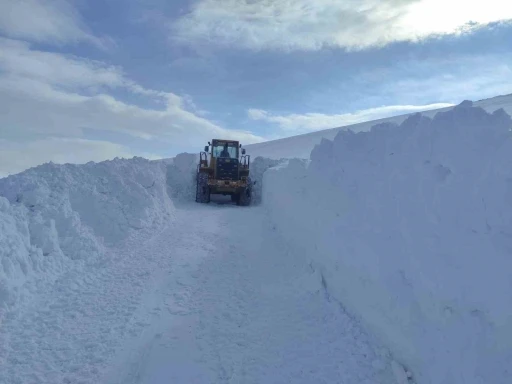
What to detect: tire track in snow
<box><xmin>1</xmin><ymin>200</ymin><xmax>403</xmax><ymax>384</ymax></box>
<box><xmin>101</xmin><ymin>202</ymin><xmax>231</xmax><ymax>384</ymax></box>
<box><xmin>127</xmin><ymin>205</ymin><xmax>399</xmax><ymax>384</ymax></box>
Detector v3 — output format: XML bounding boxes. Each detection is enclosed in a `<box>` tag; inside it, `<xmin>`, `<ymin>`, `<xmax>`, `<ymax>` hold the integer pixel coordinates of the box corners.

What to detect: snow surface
<box><xmin>1</xmin><ymin>96</ymin><xmax>511</xmax><ymax>384</ymax></box>
<box><xmin>0</xmin><ymin>163</ymin><xmax>404</xmax><ymax>384</ymax></box>
<box><xmin>103</xmin><ymin>206</ymin><xmax>399</xmax><ymax>384</ymax></box>
<box><xmin>247</xmin><ymin>93</ymin><xmax>512</xmax><ymax>160</ymax></box>
<box><xmin>262</xmin><ymin>101</ymin><xmax>512</xmax><ymax>384</ymax></box>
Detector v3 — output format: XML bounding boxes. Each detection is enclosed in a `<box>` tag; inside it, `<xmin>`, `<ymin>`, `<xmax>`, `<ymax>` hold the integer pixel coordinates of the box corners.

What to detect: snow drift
<box><xmin>0</xmin><ymin>157</ymin><xmax>174</xmax><ymax>315</ymax></box>
<box><xmin>262</xmin><ymin>101</ymin><xmax>512</xmax><ymax>384</ymax></box>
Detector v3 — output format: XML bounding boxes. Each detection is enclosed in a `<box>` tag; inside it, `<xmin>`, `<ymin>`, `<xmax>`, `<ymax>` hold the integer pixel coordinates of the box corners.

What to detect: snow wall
<box><xmin>262</xmin><ymin>101</ymin><xmax>512</xmax><ymax>384</ymax></box>
<box><xmin>0</xmin><ymin>151</ymin><xmax>276</xmax><ymax>318</ymax></box>
<box><xmin>0</xmin><ymin>157</ymin><xmax>175</xmax><ymax>317</ymax></box>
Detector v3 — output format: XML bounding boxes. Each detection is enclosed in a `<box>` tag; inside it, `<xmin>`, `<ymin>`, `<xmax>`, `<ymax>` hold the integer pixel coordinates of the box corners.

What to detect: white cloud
<box><xmin>248</xmin><ymin>103</ymin><xmax>454</xmax><ymax>134</ymax></box>
<box><xmin>0</xmin><ymin>38</ymin><xmax>124</xmax><ymax>89</ymax></box>
<box><xmin>0</xmin><ymin>38</ymin><xmax>264</xmax><ymax>175</ymax></box>
<box><xmin>247</xmin><ymin>109</ymin><xmax>269</xmax><ymax>120</ymax></box>
<box><xmin>0</xmin><ymin>74</ymin><xmax>263</xmax><ymax>143</ymax></box>
<box><xmin>172</xmin><ymin>0</ymin><xmax>512</xmax><ymax>51</ymax></box>
<box><xmin>0</xmin><ymin>0</ymin><xmax>103</xmax><ymax>46</ymax></box>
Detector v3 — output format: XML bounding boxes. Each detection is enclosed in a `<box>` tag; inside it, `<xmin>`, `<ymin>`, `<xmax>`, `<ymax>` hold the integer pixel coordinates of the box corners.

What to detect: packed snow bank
<box><xmin>262</xmin><ymin>101</ymin><xmax>512</xmax><ymax>384</ymax></box>
<box><xmin>0</xmin><ymin>197</ymin><xmax>65</xmax><ymax>312</ymax></box>
<box><xmin>0</xmin><ymin>157</ymin><xmax>174</xmax><ymax>315</ymax></box>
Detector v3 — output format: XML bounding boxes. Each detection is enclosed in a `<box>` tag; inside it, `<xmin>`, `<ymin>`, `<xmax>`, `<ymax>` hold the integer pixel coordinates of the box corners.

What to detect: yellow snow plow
<box><xmin>195</xmin><ymin>139</ymin><xmax>253</xmax><ymax>205</ymax></box>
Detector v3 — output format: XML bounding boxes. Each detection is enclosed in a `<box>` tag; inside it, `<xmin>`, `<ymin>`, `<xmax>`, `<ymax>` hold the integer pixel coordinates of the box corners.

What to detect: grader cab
<box><xmin>195</xmin><ymin>139</ymin><xmax>253</xmax><ymax>205</ymax></box>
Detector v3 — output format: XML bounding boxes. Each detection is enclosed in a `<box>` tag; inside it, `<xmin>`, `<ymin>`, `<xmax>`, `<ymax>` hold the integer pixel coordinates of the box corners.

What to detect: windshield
<box><xmin>212</xmin><ymin>141</ymin><xmax>238</xmax><ymax>158</ymax></box>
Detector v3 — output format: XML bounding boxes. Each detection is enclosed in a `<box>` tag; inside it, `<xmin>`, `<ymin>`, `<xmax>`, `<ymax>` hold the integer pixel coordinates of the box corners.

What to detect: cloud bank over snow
<box><xmin>172</xmin><ymin>0</ymin><xmax>512</xmax><ymax>51</ymax></box>
<box><xmin>248</xmin><ymin>103</ymin><xmax>454</xmax><ymax>134</ymax></box>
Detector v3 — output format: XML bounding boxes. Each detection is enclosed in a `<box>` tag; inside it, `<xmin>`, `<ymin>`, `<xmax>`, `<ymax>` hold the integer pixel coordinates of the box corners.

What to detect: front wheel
<box><xmin>237</xmin><ymin>177</ymin><xmax>252</xmax><ymax>206</ymax></box>
<box><xmin>195</xmin><ymin>172</ymin><xmax>210</xmax><ymax>203</ymax></box>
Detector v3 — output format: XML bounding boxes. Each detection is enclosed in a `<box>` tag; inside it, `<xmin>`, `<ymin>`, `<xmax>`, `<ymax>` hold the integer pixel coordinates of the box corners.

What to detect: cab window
<box><xmin>212</xmin><ymin>142</ymin><xmax>238</xmax><ymax>158</ymax></box>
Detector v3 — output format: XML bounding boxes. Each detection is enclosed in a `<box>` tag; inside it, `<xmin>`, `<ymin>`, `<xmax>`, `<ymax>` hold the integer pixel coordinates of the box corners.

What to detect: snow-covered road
<box><xmin>1</xmin><ymin>199</ymin><xmax>399</xmax><ymax>384</ymax></box>
<box><xmin>2</xmin><ymin>100</ymin><xmax>511</xmax><ymax>384</ymax></box>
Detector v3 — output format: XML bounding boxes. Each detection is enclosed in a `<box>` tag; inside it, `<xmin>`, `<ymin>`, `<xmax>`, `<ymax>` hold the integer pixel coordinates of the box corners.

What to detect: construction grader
<box><xmin>195</xmin><ymin>139</ymin><xmax>254</xmax><ymax>206</ymax></box>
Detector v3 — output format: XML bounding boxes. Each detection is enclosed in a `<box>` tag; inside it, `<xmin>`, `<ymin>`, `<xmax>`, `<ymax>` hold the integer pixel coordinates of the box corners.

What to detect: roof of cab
<box><xmin>212</xmin><ymin>139</ymin><xmax>239</xmax><ymax>143</ymax></box>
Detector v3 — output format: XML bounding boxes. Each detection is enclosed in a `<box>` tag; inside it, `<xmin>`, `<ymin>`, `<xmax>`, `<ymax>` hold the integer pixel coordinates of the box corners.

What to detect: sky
<box><xmin>1</xmin><ymin>0</ymin><xmax>512</xmax><ymax>176</ymax></box>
